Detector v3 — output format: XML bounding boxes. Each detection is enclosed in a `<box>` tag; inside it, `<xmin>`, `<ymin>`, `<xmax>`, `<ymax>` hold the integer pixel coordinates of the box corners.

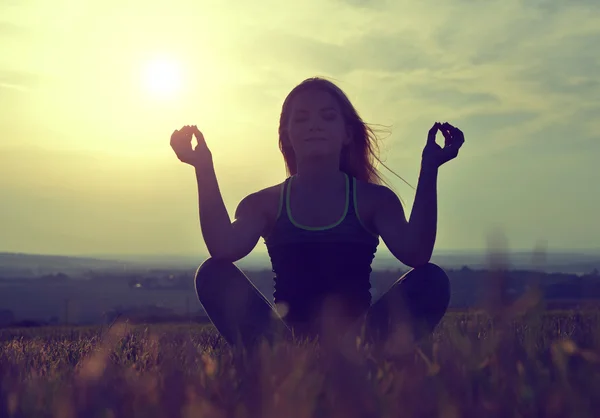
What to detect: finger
<box><xmin>446</xmin><ymin>127</ymin><xmax>464</xmax><ymax>149</ymax></box>
<box><xmin>440</xmin><ymin>122</ymin><xmax>452</xmax><ymax>145</ymax></box>
<box><xmin>427</xmin><ymin>122</ymin><xmax>440</xmax><ymax>144</ymax></box>
<box><xmin>193</xmin><ymin>125</ymin><xmax>206</xmax><ymax>145</ymax></box>
<box><xmin>182</xmin><ymin>126</ymin><xmax>195</xmax><ymax>141</ymax></box>
<box><xmin>444</xmin><ymin>123</ymin><xmax>463</xmax><ymax>140</ymax></box>
<box><xmin>452</xmin><ymin>126</ymin><xmax>465</xmax><ymax>143</ymax></box>
<box><xmin>170</xmin><ymin>129</ymin><xmax>180</xmax><ymax>145</ymax></box>
<box><xmin>444</xmin><ymin>139</ymin><xmax>463</xmax><ymax>157</ymax></box>
<box><xmin>440</xmin><ymin>146</ymin><xmax>459</xmax><ymax>163</ymax></box>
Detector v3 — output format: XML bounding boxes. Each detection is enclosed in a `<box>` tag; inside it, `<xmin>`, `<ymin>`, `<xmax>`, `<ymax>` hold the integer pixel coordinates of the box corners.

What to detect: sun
<box><xmin>141</xmin><ymin>57</ymin><xmax>183</xmax><ymax>99</ymax></box>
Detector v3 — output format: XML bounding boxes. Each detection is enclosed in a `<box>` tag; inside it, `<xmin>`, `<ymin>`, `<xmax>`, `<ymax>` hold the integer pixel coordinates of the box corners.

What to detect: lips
<box><xmin>305</xmin><ymin>137</ymin><xmax>327</xmax><ymax>142</ymax></box>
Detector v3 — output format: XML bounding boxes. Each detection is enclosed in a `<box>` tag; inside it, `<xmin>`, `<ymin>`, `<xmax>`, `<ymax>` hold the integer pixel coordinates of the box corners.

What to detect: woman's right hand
<box><xmin>170</xmin><ymin>125</ymin><xmax>212</xmax><ymax>167</ymax></box>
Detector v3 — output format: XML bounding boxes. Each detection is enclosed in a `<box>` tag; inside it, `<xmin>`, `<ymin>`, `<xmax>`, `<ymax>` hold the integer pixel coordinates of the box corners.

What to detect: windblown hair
<box><xmin>278</xmin><ymin>77</ymin><xmax>409</xmax><ymax>188</ymax></box>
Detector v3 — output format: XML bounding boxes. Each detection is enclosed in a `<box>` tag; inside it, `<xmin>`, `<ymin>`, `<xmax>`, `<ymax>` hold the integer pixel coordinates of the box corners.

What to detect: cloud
<box><xmin>333</xmin><ymin>0</ymin><xmax>388</xmax><ymax>8</ymax></box>
<box><xmin>512</xmin><ymin>33</ymin><xmax>600</xmax><ymax>98</ymax></box>
<box><xmin>0</xmin><ymin>70</ymin><xmax>41</xmax><ymax>91</ymax></box>
<box><xmin>0</xmin><ymin>21</ymin><xmax>23</xmax><ymax>37</ymax></box>
<box><xmin>230</xmin><ymin>0</ymin><xmax>597</xmax><ymax>108</ymax></box>
<box><xmin>215</xmin><ymin>0</ymin><xmax>598</xmax><ymax>161</ymax></box>
<box><xmin>343</xmin><ymin>32</ymin><xmax>444</xmax><ymax>74</ymax></box>
<box><xmin>457</xmin><ymin>110</ymin><xmax>538</xmax><ymax>133</ymax></box>
<box><xmin>229</xmin><ymin>28</ymin><xmax>445</xmax><ymax>80</ymax></box>
<box><xmin>229</xmin><ymin>31</ymin><xmax>352</xmax><ymax>77</ymax></box>
<box><xmin>404</xmin><ymin>85</ymin><xmax>499</xmax><ymax>108</ymax></box>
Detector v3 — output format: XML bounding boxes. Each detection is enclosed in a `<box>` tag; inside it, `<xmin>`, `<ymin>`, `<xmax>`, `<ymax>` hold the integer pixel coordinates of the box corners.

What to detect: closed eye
<box><xmin>292</xmin><ymin>109</ymin><xmax>337</xmax><ymax>122</ymax></box>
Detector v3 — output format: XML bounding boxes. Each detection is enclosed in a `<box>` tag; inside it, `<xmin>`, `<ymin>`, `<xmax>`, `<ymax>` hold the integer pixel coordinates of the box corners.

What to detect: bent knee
<box><xmin>194</xmin><ymin>257</ymin><xmax>244</xmax><ymax>294</ymax></box>
<box><xmin>195</xmin><ymin>257</ymin><xmax>233</xmax><ymax>288</ymax></box>
<box><xmin>413</xmin><ymin>263</ymin><xmax>451</xmax><ymax>298</ymax></box>
<box><xmin>415</xmin><ymin>262</ymin><xmax>446</xmax><ymax>276</ymax></box>
<box><xmin>415</xmin><ymin>262</ymin><xmax>448</xmax><ymax>280</ymax></box>
<box><xmin>196</xmin><ymin>256</ymin><xmax>239</xmax><ymax>275</ymax></box>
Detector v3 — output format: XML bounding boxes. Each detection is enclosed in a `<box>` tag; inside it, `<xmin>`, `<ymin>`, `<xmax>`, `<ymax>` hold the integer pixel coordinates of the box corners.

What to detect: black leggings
<box><xmin>194</xmin><ymin>258</ymin><xmax>450</xmax><ymax>349</ymax></box>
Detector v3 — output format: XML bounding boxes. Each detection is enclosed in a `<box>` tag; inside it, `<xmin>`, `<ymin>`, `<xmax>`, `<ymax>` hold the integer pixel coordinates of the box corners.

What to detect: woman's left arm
<box><xmin>405</xmin><ymin>165</ymin><xmax>439</xmax><ymax>265</ymax></box>
<box><xmin>374</xmin><ymin>122</ymin><xmax>465</xmax><ymax>267</ymax></box>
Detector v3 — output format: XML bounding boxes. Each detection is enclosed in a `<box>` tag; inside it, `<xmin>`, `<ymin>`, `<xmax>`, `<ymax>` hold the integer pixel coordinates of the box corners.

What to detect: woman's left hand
<box><xmin>421</xmin><ymin>121</ymin><xmax>465</xmax><ymax>169</ymax></box>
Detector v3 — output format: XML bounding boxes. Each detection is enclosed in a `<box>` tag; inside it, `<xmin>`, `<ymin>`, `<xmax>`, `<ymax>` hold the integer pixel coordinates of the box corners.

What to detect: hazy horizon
<box><xmin>2</xmin><ymin>0</ymin><xmax>599</xmax><ymax>257</ymax></box>
<box><xmin>2</xmin><ymin>248</ymin><xmax>599</xmax><ymax>277</ymax></box>
<box><xmin>4</xmin><ymin>248</ymin><xmax>600</xmax><ymax>263</ymax></box>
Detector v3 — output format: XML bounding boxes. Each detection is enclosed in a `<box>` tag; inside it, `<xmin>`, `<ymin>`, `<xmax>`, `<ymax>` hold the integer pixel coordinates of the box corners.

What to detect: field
<box><xmin>2</xmin><ymin>308</ymin><xmax>600</xmax><ymax>418</ymax></box>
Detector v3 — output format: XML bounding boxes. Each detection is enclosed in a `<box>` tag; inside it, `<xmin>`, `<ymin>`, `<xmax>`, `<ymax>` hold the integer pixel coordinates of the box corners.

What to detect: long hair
<box><xmin>278</xmin><ymin>77</ymin><xmax>412</xmax><ymax>189</ymax></box>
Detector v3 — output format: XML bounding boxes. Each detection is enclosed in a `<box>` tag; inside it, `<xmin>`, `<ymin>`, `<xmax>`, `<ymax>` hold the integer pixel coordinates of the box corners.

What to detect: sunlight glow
<box><xmin>141</xmin><ymin>57</ymin><xmax>183</xmax><ymax>99</ymax></box>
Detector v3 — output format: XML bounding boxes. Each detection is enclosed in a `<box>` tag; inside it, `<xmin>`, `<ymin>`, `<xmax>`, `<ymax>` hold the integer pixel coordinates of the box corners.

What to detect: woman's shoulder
<box><xmin>353</xmin><ymin>179</ymin><xmax>403</xmax><ymax>230</ymax></box>
<box><xmin>253</xmin><ymin>180</ymin><xmax>286</xmax><ymax>199</ymax></box>
<box><xmin>354</xmin><ymin>178</ymin><xmax>398</xmax><ymax>203</ymax></box>
<box><xmin>241</xmin><ymin>180</ymin><xmax>287</xmax><ymax>216</ymax></box>
<box><xmin>238</xmin><ymin>181</ymin><xmax>286</xmax><ymax>238</ymax></box>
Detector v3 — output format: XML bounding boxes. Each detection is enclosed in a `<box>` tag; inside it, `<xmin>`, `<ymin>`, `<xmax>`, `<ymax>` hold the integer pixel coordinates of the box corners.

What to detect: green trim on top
<box><xmin>276</xmin><ymin>180</ymin><xmax>286</xmax><ymax>219</ymax></box>
<box><xmin>352</xmin><ymin>177</ymin><xmax>379</xmax><ymax>238</ymax></box>
<box><xmin>286</xmin><ymin>173</ymin><xmax>349</xmax><ymax>231</ymax></box>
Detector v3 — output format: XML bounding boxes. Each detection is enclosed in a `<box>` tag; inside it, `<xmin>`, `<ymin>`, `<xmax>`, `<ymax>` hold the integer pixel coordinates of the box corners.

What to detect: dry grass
<box><xmin>2</xmin><ymin>307</ymin><xmax>600</xmax><ymax>418</ymax></box>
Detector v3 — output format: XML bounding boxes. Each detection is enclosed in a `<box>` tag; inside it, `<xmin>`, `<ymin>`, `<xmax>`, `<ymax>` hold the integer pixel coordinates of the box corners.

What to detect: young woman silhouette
<box><xmin>170</xmin><ymin>77</ymin><xmax>465</xmax><ymax>350</ymax></box>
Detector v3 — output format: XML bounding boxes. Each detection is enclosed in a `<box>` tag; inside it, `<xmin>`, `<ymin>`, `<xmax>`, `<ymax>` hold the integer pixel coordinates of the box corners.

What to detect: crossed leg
<box><xmin>194</xmin><ymin>258</ymin><xmax>450</xmax><ymax>351</ymax></box>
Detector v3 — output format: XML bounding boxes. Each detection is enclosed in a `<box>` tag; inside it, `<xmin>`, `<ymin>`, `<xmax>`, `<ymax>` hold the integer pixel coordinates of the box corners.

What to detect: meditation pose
<box><xmin>170</xmin><ymin>77</ymin><xmax>465</xmax><ymax>350</ymax></box>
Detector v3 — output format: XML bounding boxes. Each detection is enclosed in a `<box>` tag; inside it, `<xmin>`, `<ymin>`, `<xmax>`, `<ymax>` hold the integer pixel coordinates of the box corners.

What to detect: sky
<box><xmin>1</xmin><ymin>0</ymin><xmax>599</xmax><ymax>259</ymax></box>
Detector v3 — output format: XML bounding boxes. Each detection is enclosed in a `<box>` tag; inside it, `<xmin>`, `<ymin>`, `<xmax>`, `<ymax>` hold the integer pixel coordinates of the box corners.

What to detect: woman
<box><xmin>170</xmin><ymin>77</ymin><xmax>465</xmax><ymax>350</ymax></box>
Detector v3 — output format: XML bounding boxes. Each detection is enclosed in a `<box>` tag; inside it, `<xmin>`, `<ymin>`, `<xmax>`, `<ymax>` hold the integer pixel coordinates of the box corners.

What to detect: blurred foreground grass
<box><xmin>3</xmin><ymin>309</ymin><xmax>600</xmax><ymax>418</ymax></box>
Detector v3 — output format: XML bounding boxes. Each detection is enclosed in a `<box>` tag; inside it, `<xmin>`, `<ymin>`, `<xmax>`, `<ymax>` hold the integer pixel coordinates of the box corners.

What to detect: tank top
<box><xmin>263</xmin><ymin>172</ymin><xmax>380</xmax><ymax>329</ymax></box>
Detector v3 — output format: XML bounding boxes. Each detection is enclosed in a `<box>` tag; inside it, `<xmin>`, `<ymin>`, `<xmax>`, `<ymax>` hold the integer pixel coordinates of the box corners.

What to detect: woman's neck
<box><xmin>294</xmin><ymin>158</ymin><xmax>346</xmax><ymax>193</ymax></box>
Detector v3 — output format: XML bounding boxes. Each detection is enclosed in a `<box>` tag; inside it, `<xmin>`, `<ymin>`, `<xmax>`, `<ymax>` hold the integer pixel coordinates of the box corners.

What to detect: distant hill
<box><xmin>0</xmin><ymin>253</ymin><xmax>134</xmax><ymax>278</ymax></box>
<box><xmin>0</xmin><ymin>250</ymin><xmax>599</xmax><ymax>279</ymax></box>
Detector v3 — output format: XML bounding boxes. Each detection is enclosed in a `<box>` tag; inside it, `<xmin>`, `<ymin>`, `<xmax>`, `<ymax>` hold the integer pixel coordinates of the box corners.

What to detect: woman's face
<box><xmin>285</xmin><ymin>89</ymin><xmax>350</xmax><ymax>161</ymax></box>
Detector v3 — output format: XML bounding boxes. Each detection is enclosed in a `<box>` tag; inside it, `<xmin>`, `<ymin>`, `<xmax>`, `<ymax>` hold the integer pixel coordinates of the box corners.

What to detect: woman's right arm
<box><xmin>171</xmin><ymin>125</ymin><xmax>264</xmax><ymax>263</ymax></box>
<box><xmin>195</xmin><ymin>163</ymin><xmax>265</xmax><ymax>262</ymax></box>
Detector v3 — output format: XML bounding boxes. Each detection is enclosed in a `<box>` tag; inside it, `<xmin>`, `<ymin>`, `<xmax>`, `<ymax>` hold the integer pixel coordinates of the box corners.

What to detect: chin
<box><xmin>300</xmin><ymin>147</ymin><xmax>337</xmax><ymax>159</ymax></box>
<box><xmin>298</xmin><ymin>141</ymin><xmax>340</xmax><ymax>157</ymax></box>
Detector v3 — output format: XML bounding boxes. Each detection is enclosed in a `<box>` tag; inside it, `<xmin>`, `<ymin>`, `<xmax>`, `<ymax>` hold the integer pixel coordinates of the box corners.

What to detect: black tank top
<box><xmin>263</xmin><ymin>173</ymin><xmax>380</xmax><ymax>329</ymax></box>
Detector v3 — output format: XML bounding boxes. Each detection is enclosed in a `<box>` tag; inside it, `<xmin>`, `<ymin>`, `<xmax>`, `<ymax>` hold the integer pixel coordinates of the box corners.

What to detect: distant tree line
<box><xmin>1</xmin><ymin>266</ymin><xmax>600</xmax><ymax>328</ymax></box>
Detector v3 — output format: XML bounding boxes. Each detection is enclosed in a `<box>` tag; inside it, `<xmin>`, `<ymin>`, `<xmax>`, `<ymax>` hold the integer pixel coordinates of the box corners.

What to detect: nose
<box><xmin>308</xmin><ymin>116</ymin><xmax>323</xmax><ymax>133</ymax></box>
